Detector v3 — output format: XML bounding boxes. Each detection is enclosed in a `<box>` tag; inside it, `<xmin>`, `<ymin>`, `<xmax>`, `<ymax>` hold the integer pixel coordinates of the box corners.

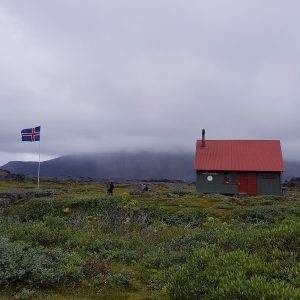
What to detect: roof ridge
<box><xmin>196</xmin><ymin>139</ymin><xmax>280</xmax><ymax>141</ymax></box>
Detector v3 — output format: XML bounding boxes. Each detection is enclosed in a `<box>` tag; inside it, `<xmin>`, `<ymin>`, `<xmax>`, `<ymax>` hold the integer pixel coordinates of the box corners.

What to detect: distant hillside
<box><xmin>1</xmin><ymin>153</ymin><xmax>195</xmax><ymax>180</ymax></box>
<box><xmin>283</xmin><ymin>161</ymin><xmax>300</xmax><ymax>180</ymax></box>
<box><xmin>1</xmin><ymin>153</ymin><xmax>300</xmax><ymax>180</ymax></box>
<box><xmin>0</xmin><ymin>169</ymin><xmax>25</xmax><ymax>181</ymax></box>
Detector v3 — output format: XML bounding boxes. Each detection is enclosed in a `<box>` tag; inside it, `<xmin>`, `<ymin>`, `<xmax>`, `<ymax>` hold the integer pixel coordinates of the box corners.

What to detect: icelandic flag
<box><xmin>21</xmin><ymin>126</ymin><xmax>41</xmax><ymax>142</ymax></box>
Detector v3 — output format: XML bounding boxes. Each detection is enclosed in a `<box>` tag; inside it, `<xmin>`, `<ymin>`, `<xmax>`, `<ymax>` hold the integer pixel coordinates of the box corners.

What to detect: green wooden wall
<box><xmin>196</xmin><ymin>171</ymin><xmax>282</xmax><ymax>196</ymax></box>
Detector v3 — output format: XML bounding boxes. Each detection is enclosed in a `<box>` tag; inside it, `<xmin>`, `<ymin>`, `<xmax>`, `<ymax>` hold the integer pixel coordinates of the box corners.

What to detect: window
<box><xmin>224</xmin><ymin>172</ymin><xmax>238</xmax><ymax>184</ymax></box>
<box><xmin>262</xmin><ymin>173</ymin><xmax>275</xmax><ymax>179</ymax></box>
<box><xmin>225</xmin><ymin>173</ymin><xmax>230</xmax><ymax>184</ymax></box>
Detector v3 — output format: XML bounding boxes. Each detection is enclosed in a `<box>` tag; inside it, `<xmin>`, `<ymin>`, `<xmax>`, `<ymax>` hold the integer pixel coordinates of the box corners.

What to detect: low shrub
<box><xmin>3</xmin><ymin>196</ymin><xmax>125</xmax><ymax>221</ymax></box>
<box><xmin>14</xmin><ymin>288</ymin><xmax>34</xmax><ymax>300</ymax></box>
<box><xmin>233</xmin><ymin>206</ymin><xmax>285</xmax><ymax>224</ymax></box>
<box><xmin>167</xmin><ymin>190</ymin><xmax>192</xmax><ymax>196</ymax></box>
<box><xmin>82</xmin><ymin>258</ymin><xmax>111</xmax><ymax>277</ymax></box>
<box><xmin>85</xmin><ymin>239</ymin><xmax>138</xmax><ymax>263</ymax></box>
<box><xmin>142</xmin><ymin>232</ymin><xmax>209</xmax><ymax>268</ymax></box>
<box><xmin>215</xmin><ymin>202</ymin><xmax>236</xmax><ymax>209</ymax></box>
<box><xmin>165</xmin><ymin>247</ymin><xmax>300</xmax><ymax>299</ymax></box>
<box><xmin>108</xmin><ymin>270</ymin><xmax>133</xmax><ymax>288</ymax></box>
<box><xmin>9</xmin><ymin>221</ymin><xmax>69</xmax><ymax>247</ymax></box>
<box><xmin>211</xmin><ymin>276</ymin><xmax>300</xmax><ymax>300</ymax></box>
<box><xmin>0</xmin><ymin>238</ymin><xmax>82</xmax><ymax>287</ymax></box>
<box><xmin>144</xmin><ymin>208</ymin><xmax>208</xmax><ymax>227</ymax></box>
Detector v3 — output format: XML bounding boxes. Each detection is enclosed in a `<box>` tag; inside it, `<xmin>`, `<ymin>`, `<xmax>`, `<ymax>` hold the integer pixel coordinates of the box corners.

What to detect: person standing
<box><xmin>107</xmin><ymin>182</ymin><xmax>114</xmax><ymax>195</ymax></box>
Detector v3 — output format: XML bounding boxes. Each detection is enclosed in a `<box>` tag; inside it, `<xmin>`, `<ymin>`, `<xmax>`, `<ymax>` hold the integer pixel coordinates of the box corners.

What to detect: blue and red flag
<box><xmin>21</xmin><ymin>126</ymin><xmax>41</xmax><ymax>142</ymax></box>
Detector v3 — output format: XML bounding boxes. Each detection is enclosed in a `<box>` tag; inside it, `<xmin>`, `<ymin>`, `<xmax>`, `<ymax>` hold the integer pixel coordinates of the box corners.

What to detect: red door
<box><xmin>238</xmin><ymin>173</ymin><xmax>257</xmax><ymax>195</ymax></box>
<box><xmin>238</xmin><ymin>173</ymin><xmax>248</xmax><ymax>194</ymax></box>
<box><xmin>247</xmin><ymin>173</ymin><xmax>257</xmax><ymax>196</ymax></box>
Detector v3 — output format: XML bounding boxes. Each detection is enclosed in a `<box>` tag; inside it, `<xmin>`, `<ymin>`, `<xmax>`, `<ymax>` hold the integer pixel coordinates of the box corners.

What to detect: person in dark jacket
<box><xmin>107</xmin><ymin>182</ymin><xmax>114</xmax><ymax>195</ymax></box>
<box><xmin>142</xmin><ymin>184</ymin><xmax>149</xmax><ymax>192</ymax></box>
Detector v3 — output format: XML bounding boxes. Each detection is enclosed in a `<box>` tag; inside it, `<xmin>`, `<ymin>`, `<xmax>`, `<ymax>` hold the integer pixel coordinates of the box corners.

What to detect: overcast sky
<box><xmin>0</xmin><ymin>0</ymin><xmax>300</xmax><ymax>165</ymax></box>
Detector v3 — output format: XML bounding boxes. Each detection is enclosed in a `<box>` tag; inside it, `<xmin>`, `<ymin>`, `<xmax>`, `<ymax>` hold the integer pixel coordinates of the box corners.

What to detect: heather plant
<box><xmin>0</xmin><ymin>238</ymin><xmax>82</xmax><ymax>287</ymax></box>
<box><xmin>14</xmin><ymin>288</ymin><xmax>34</xmax><ymax>300</ymax></box>
<box><xmin>165</xmin><ymin>247</ymin><xmax>300</xmax><ymax>299</ymax></box>
<box><xmin>233</xmin><ymin>206</ymin><xmax>285</xmax><ymax>224</ymax></box>
<box><xmin>85</xmin><ymin>238</ymin><xmax>138</xmax><ymax>263</ymax></box>
<box><xmin>167</xmin><ymin>190</ymin><xmax>192</xmax><ymax>196</ymax></box>
<box><xmin>82</xmin><ymin>258</ymin><xmax>111</xmax><ymax>277</ymax></box>
<box><xmin>108</xmin><ymin>270</ymin><xmax>134</xmax><ymax>288</ymax></box>
<box><xmin>9</xmin><ymin>220</ymin><xmax>69</xmax><ymax>246</ymax></box>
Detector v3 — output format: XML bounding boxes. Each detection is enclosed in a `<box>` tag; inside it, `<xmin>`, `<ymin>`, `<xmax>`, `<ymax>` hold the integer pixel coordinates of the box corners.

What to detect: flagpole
<box><xmin>37</xmin><ymin>125</ymin><xmax>41</xmax><ymax>189</ymax></box>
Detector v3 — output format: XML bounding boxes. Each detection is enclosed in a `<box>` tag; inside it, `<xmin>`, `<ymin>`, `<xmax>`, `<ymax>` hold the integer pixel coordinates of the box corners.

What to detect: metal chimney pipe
<box><xmin>202</xmin><ymin>129</ymin><xmax>206</xmax><ymax>147</ymax></box>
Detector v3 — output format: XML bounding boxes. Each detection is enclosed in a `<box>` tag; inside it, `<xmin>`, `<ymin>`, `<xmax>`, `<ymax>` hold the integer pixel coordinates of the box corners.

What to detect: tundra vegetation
<box><xmin>0</xmin><ymin>179</ymin><xmax>299</xmax><ymax>299</ymax></box>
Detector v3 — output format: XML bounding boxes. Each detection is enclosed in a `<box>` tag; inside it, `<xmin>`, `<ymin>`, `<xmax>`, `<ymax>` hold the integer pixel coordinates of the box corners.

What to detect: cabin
<box><xmin>194</xmin><ymin>130</ymin><xmax>284</xmax><ymax>196</ymax></box>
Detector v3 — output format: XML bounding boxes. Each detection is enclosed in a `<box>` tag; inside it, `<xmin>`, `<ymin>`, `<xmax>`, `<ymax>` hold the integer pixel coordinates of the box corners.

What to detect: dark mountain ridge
<box><xmin>1</xmin><ymin>152</ymin><xmax>299</xmax><ymax>180</ymax></box>
<box><xmin>1</xmin><ymin>153</ymin><xmax>195</xmax><ymax>180</ymax></box>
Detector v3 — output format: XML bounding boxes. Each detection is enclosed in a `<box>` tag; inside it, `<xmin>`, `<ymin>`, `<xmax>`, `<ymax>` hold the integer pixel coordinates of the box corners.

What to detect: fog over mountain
<box><xmin>2</xmin><ymin>153</ymin><xmax>299</xmax><ymax>181</ymax></box>
<box><xmin>1</xmin><ymin>153</ymin><xmax>195</xmax><ymax>180</ymax></box>
<box><xmin>1</xmin><ymin>1</ymin><xmax>300</xmax><ymax>165</ymax></box>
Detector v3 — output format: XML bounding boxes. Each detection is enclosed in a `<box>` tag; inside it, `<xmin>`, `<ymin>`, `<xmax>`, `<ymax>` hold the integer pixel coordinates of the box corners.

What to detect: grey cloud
<box><xmin>0</xmin><ymin>0</ymin><xmax>300</xmax><ymax>166</ymax></box>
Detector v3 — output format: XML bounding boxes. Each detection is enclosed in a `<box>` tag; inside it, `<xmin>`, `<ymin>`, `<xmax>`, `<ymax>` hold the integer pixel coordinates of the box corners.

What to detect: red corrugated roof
<box><xmin>194</xmin><ymin>140</ymin><xmax>284</xmax><ymax>172</ymax></box>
